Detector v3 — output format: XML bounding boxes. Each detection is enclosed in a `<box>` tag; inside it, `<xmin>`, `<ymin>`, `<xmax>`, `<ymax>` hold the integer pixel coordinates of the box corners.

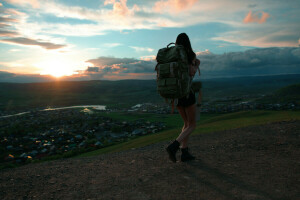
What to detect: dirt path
<box><xmin>0</xmin><ymin>120</ymin><xmax>299</xmax><ymax>200</ymax></box>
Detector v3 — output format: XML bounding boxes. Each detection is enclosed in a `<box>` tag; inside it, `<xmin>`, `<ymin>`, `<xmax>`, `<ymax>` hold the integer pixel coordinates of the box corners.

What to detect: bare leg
<box><xmin>166</xmin><ymin>104</ymin><xmax>196</xmax><ymax>163</ymax></box>
<box><xmin>176</xmin><ymin>104</ymin><xmax>196</xmax><ymax>148</ymax></box>
<box><xmin>177</xmin><ymin>105</ymin><xmax>189</xmax><ymax>132</ymax></box>
<box><xmin>181</xmin><ymin>136</ymin><xmax>190</xmax><ymax>149</ymax></box>
<box><xmin>180</xmin><ymin>128</ymin><xmax>190</xmax><ymax>148</ymax></box>
<box><xmin>182</xmin><ymin>125</ymin><xmax>188</xmax><ymax>132</ymax></box>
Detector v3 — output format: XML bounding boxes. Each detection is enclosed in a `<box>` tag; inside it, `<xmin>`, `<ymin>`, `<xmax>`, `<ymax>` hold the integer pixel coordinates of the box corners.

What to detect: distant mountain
<box><xmin>0</xmin><ymin>74</ymin><xmax>299</xmax><ymax>112</ymax></box>
<box><xmin>0</xmin><ymin>80</ymin><xmax>160</xmax><ymax>111</ymax></box>
<box><xmin>200</xmin><ymin>74</ymin><xmax>300</xmax><ymax>100</ymax></box>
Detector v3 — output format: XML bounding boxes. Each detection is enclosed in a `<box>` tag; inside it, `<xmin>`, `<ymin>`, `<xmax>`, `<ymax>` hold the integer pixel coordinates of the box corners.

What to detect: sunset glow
<box><xmin>36</xmin><ymin>59</ymin><xmax>78</xmax><ymax>78</ymax></box>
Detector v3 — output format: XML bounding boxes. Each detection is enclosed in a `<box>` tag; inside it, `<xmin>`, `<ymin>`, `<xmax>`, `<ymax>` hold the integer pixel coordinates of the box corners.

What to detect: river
<box><xmin>0</xmin><ymin>105</ymin><xmax>106</xmax><ymax>119</ymax></box>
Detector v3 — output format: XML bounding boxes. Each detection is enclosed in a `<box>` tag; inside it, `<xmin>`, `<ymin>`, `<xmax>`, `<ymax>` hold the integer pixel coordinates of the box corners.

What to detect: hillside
<box><xmin>200</xmin><ymin>74</ymin><xmax>300</xmax><ymax>101</ymax></box>
<box><xmin>0</xmin><ymin>120</ymin><xmax>299</xmax><ymax>200</ymax></box>
<box><xmin>256</xmin><ymin>83</ymin><xmax>300</xmax><ymax>103</ymax></box>
<box><xmin>0</xmin><ymin>74</ymin><xmax>299</xmax><ymax>112</ymax></box>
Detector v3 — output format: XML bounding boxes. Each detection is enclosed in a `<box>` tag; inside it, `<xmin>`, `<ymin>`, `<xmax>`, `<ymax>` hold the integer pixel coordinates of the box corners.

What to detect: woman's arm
<box><xmin>195</xmin><ymin>58</ymin><xmax>200</xmax><ymax>67</ymax></box>
<box><xmin>195</xmin><ymin>59</ymin><xmax>200</xmax><ymax>75</ymax></box>
<box><xmin>189</xmin><ymin>58</ymin><xmax>201</xmax><ymax>77</ymax></box>
<box><xmin>197</xmin><ymin>89</ymin><xmax>202</xmax><ymax>105</ymax></box>
<box><xmin>194</xmin><ymin>57</ymin><xmax>202</xmax><ymax>106</ymax></box>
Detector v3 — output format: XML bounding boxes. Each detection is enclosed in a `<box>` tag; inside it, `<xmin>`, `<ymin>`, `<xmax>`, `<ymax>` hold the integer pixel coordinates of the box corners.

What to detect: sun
<box><xmin>49</xmin><ymin>70</ymin><xmax>69</xmax><ymax>78</ymax></box>
<box><xmin>37</xmin><ymin>59</ymin><xmax>76</xmax><ymax>78</ymax></box>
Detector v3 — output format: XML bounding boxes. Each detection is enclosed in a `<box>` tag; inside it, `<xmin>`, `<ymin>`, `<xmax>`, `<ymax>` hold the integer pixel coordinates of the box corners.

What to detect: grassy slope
<box><xmin>94</xmin><ymin>112</ymin><xmax>219</xmax><ymax>129</ymax></box>
<box><xmin>77</xmin><ymin>110</ymin><xmax>300</xmax><ymax>157</ymax></box>
<box><xmin>256</xmin><ymin>83</ymin><xmax>300</xmax><ymax>104</ymax></box>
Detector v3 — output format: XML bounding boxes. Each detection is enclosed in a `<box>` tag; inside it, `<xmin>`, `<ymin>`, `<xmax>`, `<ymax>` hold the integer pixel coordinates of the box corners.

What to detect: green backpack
<box><xmin>155</xmin><ymin>43</ymin><xmax>191</xmax><ymax>102</ymax></box>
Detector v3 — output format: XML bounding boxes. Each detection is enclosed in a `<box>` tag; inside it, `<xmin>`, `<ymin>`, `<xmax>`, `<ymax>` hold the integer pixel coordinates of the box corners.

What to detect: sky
<box><xmin>0</xmin><ymin>0</ymin><xmax>299</xmax><ymax>82</ymax></box>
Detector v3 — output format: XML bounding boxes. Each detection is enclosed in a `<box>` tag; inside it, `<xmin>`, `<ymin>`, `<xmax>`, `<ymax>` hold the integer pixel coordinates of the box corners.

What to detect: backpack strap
<box><xmin>170</xmin><ymin>62</ymin><xmax>175</xmax><ymax>77</ymax></box>
<box><xmin>165</xmin><ymin>99</ymin><xmax>176</xmax><ymax>114</ymax></box>
<box><xmin>167</xmin><ymin>43</ymin><xmax>175</xmax><ymax>48</ymax></box>
<box><xmin>155</xmin><ymin>63</ymin><xmax>159</xmax><ymax>71</ymax></box>
<box><xmin>171</xmin><ymin>99</ymin><xmax>175</xmax><ymax>114</ymax></box>
<box><xmin>170</xmin><ymin>99</ymin><xmax>178</xmax><ymax>114</ymax></box>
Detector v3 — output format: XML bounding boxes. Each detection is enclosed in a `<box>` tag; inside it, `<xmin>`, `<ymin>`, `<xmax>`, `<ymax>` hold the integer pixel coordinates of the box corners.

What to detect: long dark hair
<box><xmin>176</xmin><ymin>33</ymin><xmax>196</xmax><ymax>64</ymax></box>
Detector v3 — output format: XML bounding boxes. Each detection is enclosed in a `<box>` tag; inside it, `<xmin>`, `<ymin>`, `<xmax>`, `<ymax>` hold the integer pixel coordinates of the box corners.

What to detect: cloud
<box><xmin>140</xmin><ymin>55</ymin><xmax>156</xmax><ymax>61</ymax></box>
<box><xmin>122</xmin><ymin>60</ymin><xmax>155</xmax><ymax>73</ymax></box>
<box><xmin>0</xmin><ymin>70</ymin><xmax>54</xmax><ymax>83</ymax></box>
<box><xmin>4</xmin><ymin>8</ymin><xmax>26</xmax><ymax>16</ymax></box>
<box><xmin>8</xmin><ymin>1</ymin><xmax>151</xmax><ymax>37</ymax></box>
<box><xmin>154</xmin><ymin>0</ymin><xmax>198</xmax><ymax>13</ymax></box>
<box><xmin>0</xmin><ymin>6</ymin><xmax>68</xmax><ymax>51</ymax></box>
<box><xmin>9</xmin><ymin>48</ymin><xmax>21</xmax><ymax>52</ymax></box>
<box><xmin>0</xmin><ymin>16</ymin><xmax>19</xmax><ymax>23</ymax></box>
<box><xmin>248</xmin><ymin>4</ymin><xmax>257</xmax><ymax>8</ymax></box>
<box><xmin>196</xmin><ymin>47</ymin><xmax>300</xmax><ymax>78</ymax></box>
<box><xmin>0</xmin><ymin>30</ymin><xmax>19</xmax><ymax>37</ymax></box>
<box><xmin>104</xmin><ymin>0</ymin><xmax>115</xmax><ymax>5</ymax></box>
<box><xmin>130</xmin><ymin>46</ymin><xmax>154</xmax><ymax>52</ymax></box>
<box><xmin>196</xmin><ymin>49</ymin><xmax>212</xmax><ymax>56</ymax></box>
<box><xmin>0</xmin><ymin>37</ymin><xmax>66</xmax><ymax>50</ymax></box>
<box><xmin>109</xmin><ymin>0</ymin><xmax>130</xmax><ymax>16</ymax></box>
<box><xmin>243</xmin><ymin>10</ymin><xmax>270</xmax><ymax>24</ymax></box>
<box><xmin>103</xmin><ymin>43</ymin><xmax>122</xmax><ymax>48</ymax></box>
<box><xmin>4</xmin><ymin>0</ymin><xmax>40</xmax><ymax>8</ymax></box>
<box><xmin>87</xmin><ymin>56</ymin><xmax>137</xmax><ymax>67</ymax></box>
<box><xmin>86</xmin><ymin>67</ymin><xmax>99</xmax><ymax>72</ymax></box>
<box><xmin>42</xmin><ymin>0</ymin><xmax>138</xmax><ymax>21</ymax></box>
<box><xmin>84</xmin><ymin>56</ymin><xmax>156</xmax><ymax>78</ymax></box>
<box><xmin>0</xmin><ymin>23</ymin><xmax>11</xmax><ymax>28</ymax></box>
<box><xmin>113</xmin><ymin>0</ymin><xmax>141</xmax><ymax>17</ymax></box>
<box><xmin>213</xmin><ymin>25</ymin><xmax>300</xmax><ymax>48</ymax></box>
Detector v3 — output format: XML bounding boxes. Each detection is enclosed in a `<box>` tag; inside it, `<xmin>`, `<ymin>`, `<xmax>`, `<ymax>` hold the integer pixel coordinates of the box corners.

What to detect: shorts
<box><xmin>177</xmin><ymin>91</ymin><xmax>196</xmax><ymax>107</ymax></box>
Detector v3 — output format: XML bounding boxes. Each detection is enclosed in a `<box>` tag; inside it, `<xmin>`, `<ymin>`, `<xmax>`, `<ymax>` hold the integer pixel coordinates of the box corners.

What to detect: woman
<box><xmin>166</xmin><ymin>33</ymin><xmax>201</xmax><ymax>163</ymax></box>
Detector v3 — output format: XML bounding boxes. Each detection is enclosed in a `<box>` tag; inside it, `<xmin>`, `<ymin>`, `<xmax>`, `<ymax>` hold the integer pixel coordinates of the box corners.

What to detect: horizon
<box><xmin>0</xmin><ymin>0</ymin><xmax>299</xmax><ymax>82</ymax></box>
<box><xmin>0</xmin><ymin>73</ymin><xmax>299</xmax><ymax>84</ymax></box>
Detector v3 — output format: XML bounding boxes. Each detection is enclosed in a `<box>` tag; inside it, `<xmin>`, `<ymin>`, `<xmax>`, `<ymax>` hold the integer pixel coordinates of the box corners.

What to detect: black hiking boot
<box><xmin>166</xmin><ymin>140</ymin><xmax>180</xmax><ymax>163</ymax></box>
<box><xmin>181</xmin><ymin>147</ymin><xmax>195</xmax><ymax>162</ymax></box>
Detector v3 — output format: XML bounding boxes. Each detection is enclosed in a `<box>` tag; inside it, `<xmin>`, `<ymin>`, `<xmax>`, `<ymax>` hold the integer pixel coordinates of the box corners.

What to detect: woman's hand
<box><xmin>195</xmin><ymin>59</ymin><xmax>200</xmax><ymax>67</ymax></box>
<box><xmin>189</xmin><ymin>58</ymin><xmax>201</xmax><ymax>77</ymax></box>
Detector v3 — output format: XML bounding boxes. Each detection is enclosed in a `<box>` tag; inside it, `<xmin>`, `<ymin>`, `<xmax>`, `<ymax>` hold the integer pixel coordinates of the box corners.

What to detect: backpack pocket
<box><xmin>157</xmin><ymin>62</ymin><xmax>178</xmax><ymax>78</ymax></box>
<box><xmin>165</xmin><ymin>77</ymin><xmax>177</xmax><ymax>86</ymax></box>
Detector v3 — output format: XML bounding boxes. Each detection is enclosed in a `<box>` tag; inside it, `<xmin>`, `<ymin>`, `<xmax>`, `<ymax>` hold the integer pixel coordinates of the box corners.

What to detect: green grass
<box><xmin>256</xmin><ymin>83</ymin><xmax>300</xmax><ymax>104</ymax></box>
<box><xmin>76</xmin><ymin>110</ymin><xmax>300</xmax><ymax>158</ymax></box>
<box><xmin>194</xmin><ymin>110</ymin><xmax>300</xmax><ymax>133</ymax></box>
<box><xmin>95</xmin><ymin>112</ymin><xmax>219</xmax><ymax>129</ymax></box>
